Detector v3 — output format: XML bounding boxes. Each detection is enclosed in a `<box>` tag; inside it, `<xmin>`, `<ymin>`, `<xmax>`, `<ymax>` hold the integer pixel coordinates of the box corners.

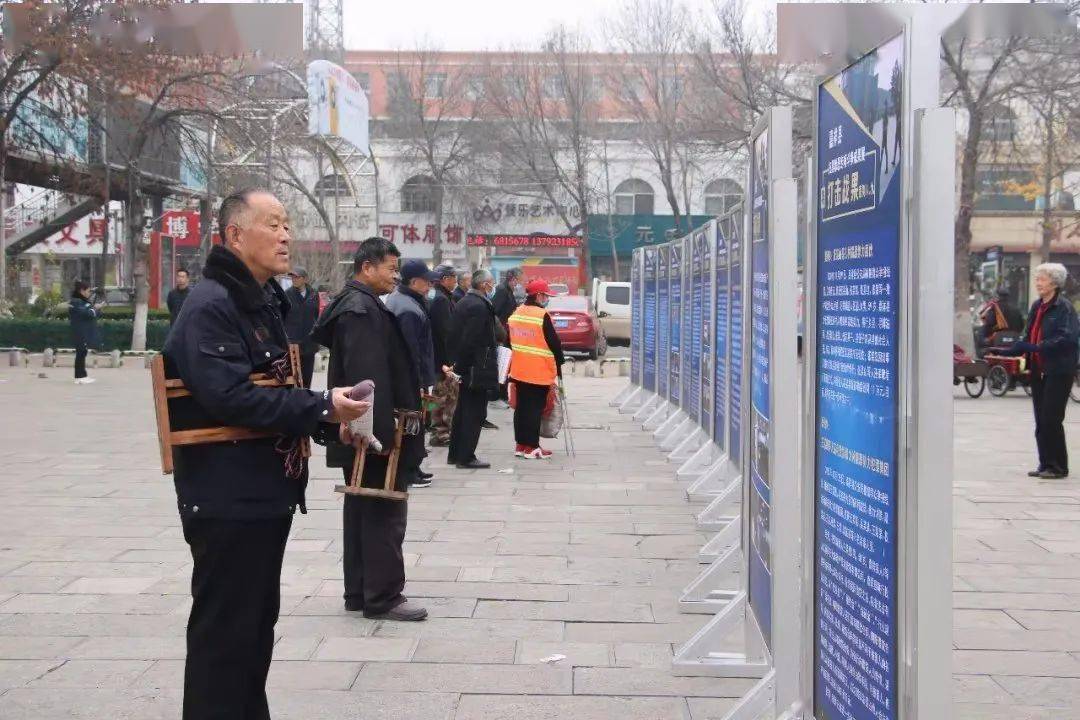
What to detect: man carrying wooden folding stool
<box><xmin>312</xmin><ymin>236</ymin><xmax>429</xmax><ymax>622</ymax></box>
<box><xmin>162</xmin><ymin>188</ymin><xmax>370</xmax><ymax>720</ymax></box>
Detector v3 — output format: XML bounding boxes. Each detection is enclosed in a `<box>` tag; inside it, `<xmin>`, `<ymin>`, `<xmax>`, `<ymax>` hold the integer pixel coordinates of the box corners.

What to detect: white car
<box><xmin>590</xmin><ymin>279</ymin><xmax>631</xmax><ymax>344</ymax></box>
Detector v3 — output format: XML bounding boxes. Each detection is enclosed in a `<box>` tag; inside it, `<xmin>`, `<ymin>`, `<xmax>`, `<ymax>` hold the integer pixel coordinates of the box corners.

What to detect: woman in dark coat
<box><xmin>1000</xmin><ymin>263</ymin><xmax>1080</xmax><ymax>479</ymax></box>
<box><xmin>68</xmin><ymin>280</ymin><xmax>100</xmax><ymax>384</ymax></box>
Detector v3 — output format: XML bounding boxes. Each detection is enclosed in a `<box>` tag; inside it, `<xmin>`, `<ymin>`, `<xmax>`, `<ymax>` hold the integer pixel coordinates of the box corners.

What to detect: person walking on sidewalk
<box><xmin>429</xmin><ymin>264</ymin><xmax>459</xmax><ymax>447</ymax></box>
<box><xmin>312</xmin><ymin>237</ymin><xmax>429</xmax><ymax>622</ymax></box>
<box><xmin>167</xmin><ymin>268</ymin><xmax>192</xmax><ymax>324</ymax></box>
<box><xmin>68</xmin><ymin>280</ymin><xmax>101</xmax><ymax>385</ymax></box>
<box><xmin>999</xmin><ymin>263</ymin><xmax>1079</xmax><ymax>479</ymax></box>
<box><xmin>384</xmin><ymin>259</ymin><xmax>441</xmax><ymax>489</ymax></box>
<box><xmin>447</xmin><ymin>269</ymin><xmax>499</xmax><ymax>469</ymax></box>
<box><xmin>508</xmin><ymin>279</ymin><xmax>564</xmax><ymax>459</ymax></box>
<box><xmin>283</xmin><ymin>266</ymin><xmax>321</xmax><ymax>389</ymax></box>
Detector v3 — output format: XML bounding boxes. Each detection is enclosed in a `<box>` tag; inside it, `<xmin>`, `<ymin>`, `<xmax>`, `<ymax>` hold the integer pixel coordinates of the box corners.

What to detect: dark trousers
<box><xmin>300</xmin><ymin>352</ymin><xmax>315</xmax><ymax>390</ymax></box>
<box><xmin>181</xmin><ymin>515</ymin><xmax>292</xmax><ymax>720</ymax></box>
<box><xmin>513</xmin><ymin>381</ymin><xmax>550</xmax><ymax>448</ymax></box>
<box><xmin>342</xmin><ymin>468</ymin><xmax>407</xmax><ymax>613</ymax></box>
<box><xmin>1031</xmin><ymin>373</ymin><xmax>1072</xmax><ymax>474</ymax></box>
<box><xmin>448</xmin><ymin>386</ymin><xmax>489</xmax><ymax>464</ymax></box>
<box><xmin>74</xmin><ymin>344</ymin><xmax>88</xmax><ymax>379</ymax></box>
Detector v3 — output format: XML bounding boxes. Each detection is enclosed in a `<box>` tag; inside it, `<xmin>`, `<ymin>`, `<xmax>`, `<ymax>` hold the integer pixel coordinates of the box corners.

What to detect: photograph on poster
<box><xmin>681</xmin><ymin>237</ymin><xmax>694</xmax><ymax>415</ymax></box>
<box><xmin>748</xmin><ymin>124</ymin><xmax>773</xmax><ymax>649</ymax></box>
<box><xmin>690</xmin><ymin>231</ymin><xmax>705</xmax><ymax>422</ymax></box>
<box><xmin>729</xmin><ymin>221</ymin><xmax>744</xmax><ymax>469</ymax></box>
<box><xmin>658</xmin><ymin>244</ymin><xmax>671</xmax><ymax>400</ymax></box>
<box><xmin>814</xmin><ymin>33</ymin><xmax>903</xmax><ymax>720</ymax></box>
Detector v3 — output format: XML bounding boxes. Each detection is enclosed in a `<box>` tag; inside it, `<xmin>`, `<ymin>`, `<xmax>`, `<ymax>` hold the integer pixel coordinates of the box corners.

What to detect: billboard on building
<box><xmin>308</xmin><ymin>60</ymin><xmax>370</xmax><ymax>154</ymax></box>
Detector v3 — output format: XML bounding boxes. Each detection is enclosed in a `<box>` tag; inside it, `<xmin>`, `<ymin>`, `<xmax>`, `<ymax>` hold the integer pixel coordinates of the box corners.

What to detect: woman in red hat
<box><xmin>507</xmin><ymin>279</ymin><xmax>565</xmax><ymax>458</ymax></box>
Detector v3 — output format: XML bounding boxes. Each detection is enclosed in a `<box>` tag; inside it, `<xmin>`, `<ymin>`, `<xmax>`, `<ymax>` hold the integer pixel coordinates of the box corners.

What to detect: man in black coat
<box><xmin>384</xmin><ymin>259</ymin><xmax>440</xmax><ymax>488</ymax></box>
<box><xmin>312</xmin><ymin>237</ymin><xmax>429</xmax><ymax>622</ymax></box>
<box><xmin>429</xmin><ymin>265</ymin><xmax>458</xmax><ymax>446</ymax></box>
<box><xmin>447</xmin><ymin>269</ymin><xmax>499</xmax><ymax>469</ymax></box>
<box><xmin>490</xmin><ymin>267</ymin><xmax>522</xmax><ymax>405</ymax></box>
<box><xmin>163</xmin><ymin>188</ymin><xmax>369</xmax><ymax>720</ymax></box>
<box><xmin>166</xmin><ymin>268</ymin><xmax>192</xmax><ymax>324</ymax></box>
<box><xmin>283</xmin><ymin>266</ymin><xmax>321</xmax><ymax>388</ymax></box>
<box><xmin>452</xmin><ymin>270</ymin><xmax>469</xmax><ymax>302</ymax></box>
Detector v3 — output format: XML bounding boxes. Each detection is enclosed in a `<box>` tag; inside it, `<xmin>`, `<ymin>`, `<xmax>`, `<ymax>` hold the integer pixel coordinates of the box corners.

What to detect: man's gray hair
<box><xmin>471</xmin><ymin>269</ymin><xmax>494</xmax><ymax>289</ymax></box>
<box><xmin>1035</xmin><ymin>262</ymin><xmax>1068</xmax><ymax>289</ymax></box>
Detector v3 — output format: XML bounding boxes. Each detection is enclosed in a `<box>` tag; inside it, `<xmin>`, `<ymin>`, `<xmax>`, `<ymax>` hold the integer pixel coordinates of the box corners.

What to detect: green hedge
<box><xmin>0</xmin><ymin>319</ymin><xmax>170</xmax><ymax>352</ymax></box>
<box><xmin>98</xmin><ymin>307</ymin><xmax>172</xmax><ymax>321</ymax></box>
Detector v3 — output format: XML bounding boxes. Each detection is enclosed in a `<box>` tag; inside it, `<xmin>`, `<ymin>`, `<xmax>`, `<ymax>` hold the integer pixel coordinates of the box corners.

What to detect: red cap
<box><xmin>525</xmin><ymin>279</ymin><xmax>552</xmax><ymax>296</ymax></box>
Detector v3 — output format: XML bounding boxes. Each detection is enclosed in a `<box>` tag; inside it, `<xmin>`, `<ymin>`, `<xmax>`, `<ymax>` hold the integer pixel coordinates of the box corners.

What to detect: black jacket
<box><xmin>1004</xmin><ymin>291</ymin><xmax>1080</xmax><ymax>375</ymax></box>
<box><xmin>452</xmin><ymin>286</ymin><xmax>466</xmax><ymax>303</ymax></box>
<box><xmin>283</xmin><ymin>285</ymin><xmax>321</xmax><ymax>356</ymax></box>
<box><xmin>166</xmin><ymin>287</ymin><xmax>190</xmax><ymax>324</ymax></box>
<box><xmin>163</xmin><ymin>246</ymin><xmax>335</xmax><ymax>520</ymax></box>
<box><xmin>384</xmin><ymin>286</ymin><xmax>435</xmax><ymax>388</ymax></box>
<box><xmin>68</xmin><ymin>297</ymin><xmax>99</xmax><ymax>348</ymax></box>
<box><xmin>429</xmin><ymin>284</ymin><xmax>455</xmax><ymax>371</ymax></box>
<box><xmin>491</xmin><ymin>282</ymin><xmax>518</xmax><ymax>328</ymax></box>
<box><xmin>451</xmin><ymin>290</ymin><xmax>498</xmax><ymax>384</ymax></box>
<box><xmin>312</xmin><ymin>279</ymin><xmax>423</xmax><ymax>485</ymax></box>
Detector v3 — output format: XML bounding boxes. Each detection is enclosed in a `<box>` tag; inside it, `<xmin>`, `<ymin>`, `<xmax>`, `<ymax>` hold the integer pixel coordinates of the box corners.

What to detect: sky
<box><xmin>342</xmin><ymin>0</ymin><xmax>629</xmax><ymax>51</ymax></box>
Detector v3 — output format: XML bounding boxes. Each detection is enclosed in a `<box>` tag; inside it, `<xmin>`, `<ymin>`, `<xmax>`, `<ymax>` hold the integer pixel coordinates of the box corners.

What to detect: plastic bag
<box><xmin>346</xmin><ymin>380</ymin><xmax>383</xmax><ymax>452</ymax></box>
<box><xmin>540</xmin><ymin>387</ymin><xmax>565</xmax><ymax>438</ymax></box>
<box><xmin>497</xmin><ymin>346</ymin><xmax>513</xmax><ymax>384</ymax></box>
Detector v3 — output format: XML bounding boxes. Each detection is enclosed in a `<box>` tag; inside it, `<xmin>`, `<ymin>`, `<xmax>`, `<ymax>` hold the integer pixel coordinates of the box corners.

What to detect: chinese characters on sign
<box><xmin>814</xmin><ymin>33</ymin><xmax>904</xmax><ymax>720</ymax></box>
<box><xmin>658</xmin><ymin>245</ymin><xmax>671</xmax><ymax>400</ymax></box>
<box><xmin>631</xmin><ymin>250</ymin><xmax>642</xmax><ymax>385</ymax></box>
<box><xmin>642</xmin><ymin>248</ymin><xmax>658</xmax><ymax>392</ymax></box>
<box><xmin>713</xmin><ymin>217</ymin><xmax>731</xmax><ymax>450</ymax></box>
<box><xmin>669</xmin><ymin>242</ymin><xmax>683</xmax><ymax>405</ymax></box>
<box><xmin>382</xmin><ymin>224</ymin><xmax>464</xmax><ymax>245</ymax></box>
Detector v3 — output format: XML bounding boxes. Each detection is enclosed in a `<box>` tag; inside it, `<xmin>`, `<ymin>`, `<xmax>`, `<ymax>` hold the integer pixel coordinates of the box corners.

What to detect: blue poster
<box><xmin>669</xmin><ymin>242</ymin><xmax>683</xmax><ymax>405</ymax></box>
<box><xmin>658</xmin><ymin>245</ymin><xmax>671</xmax><ymax>400</ymax></box>
<box><xmin>631</xmin><ymin>249</ymin><xmax>641</xmax><ymax>385</ymax></box>
<box><xmin>699</xmin><ymin>228</ymin><xmax>713</xmax><ymax>433</ymax></box>
<box><xmin>681</xmin><ymin>237</ymin><xmax>693</xmax><ymax>413</ymax></box>
<box><xmin>642</xmin><ymin>247</ymin><xmax>658</xmax><ymax>392</ymax></box>
<box><xmin>713</xmin><ymin>217</ymin><xmax>730</xmax><ymax>449</ymax></box>
<box><xmin>748</xmin><ymin>127</ymin><xmax>773</xmax><ymax>650</ymax></box>
<box><xmin>814</xmin><ymin>34</ymin><xmax>903</xmax><ymax>720</ymax></box>
<box><xmin>689</xmin><ymin>232</ymin><xmax>705</xmax><ymax>422</ymax></box>
<box><xmin>729</xmin><ymin>220</ymin><xmax>743</xmax><ymax>468</ymax></box>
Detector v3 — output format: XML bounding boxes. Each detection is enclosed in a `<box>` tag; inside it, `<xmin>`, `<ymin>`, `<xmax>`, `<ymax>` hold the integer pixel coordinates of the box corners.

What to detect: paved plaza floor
<box><xmin>0</xmin><ymin>361</ymin><xmax>1076</xmax><ymax>719</ymax></box>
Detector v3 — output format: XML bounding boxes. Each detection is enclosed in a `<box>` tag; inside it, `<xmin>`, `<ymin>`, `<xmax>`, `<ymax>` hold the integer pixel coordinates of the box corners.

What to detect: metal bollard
<box><xmin>42</xmin><ymin>348</ymin><xmax>55</xmax><ymax>368</ymax></box>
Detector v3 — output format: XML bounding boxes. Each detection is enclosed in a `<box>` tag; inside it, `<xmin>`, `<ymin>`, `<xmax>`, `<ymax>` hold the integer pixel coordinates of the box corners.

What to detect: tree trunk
<box><xmin>0</xmin><ymin>140</ymin><xmax>7</xmax><ymax>310</ymax></box>
<box><xmin>1039</xmin><ymin>103</ymin><xmax>1056</xmax><ymax>264</ymax></box>
<box><xmin>128</xmin><ymin>165</ymin><xmax>149</xmax><ymax>351</ymax></box>
<box><xmin>432</xmin><ymin>188</ymin><xmax>444</xmax><ymax>266</ymax></box>
<box><xmin>953</xmin><ymin>114</ymin><xmax>981</xmax><ymax>355</ymax></box>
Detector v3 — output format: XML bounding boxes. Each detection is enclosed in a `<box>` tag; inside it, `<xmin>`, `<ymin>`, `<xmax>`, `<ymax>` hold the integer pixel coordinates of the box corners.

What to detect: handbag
<box><xmin>468</xmin><ymin>346</ymin><xmax>500</xmax><ymax>391</ymax></box>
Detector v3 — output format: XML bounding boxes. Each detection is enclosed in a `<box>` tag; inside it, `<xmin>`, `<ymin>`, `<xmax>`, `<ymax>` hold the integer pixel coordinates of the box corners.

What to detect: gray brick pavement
<box><xmin>0</xmin><ymin>364</ymin><xmax>1076</xmax><ymax>717</ymax></box>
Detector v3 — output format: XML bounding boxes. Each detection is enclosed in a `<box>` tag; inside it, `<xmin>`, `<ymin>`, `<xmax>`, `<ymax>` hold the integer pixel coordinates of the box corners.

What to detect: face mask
<box><xmin>485</xmin><ymin>287</ymin><xmax>496</xmax><ymax>300</ymax></box>
<box><xmin>426</xmin><ymin>288</ymin><xmax>437</xmax><ymax>300</ymax></box>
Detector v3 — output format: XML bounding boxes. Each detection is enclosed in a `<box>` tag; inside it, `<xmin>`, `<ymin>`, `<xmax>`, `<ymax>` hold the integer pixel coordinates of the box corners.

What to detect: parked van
<box><xmin>591</xmin><ymin>279</ymin><xmax>632</xmax><ymax>344</ymax></box>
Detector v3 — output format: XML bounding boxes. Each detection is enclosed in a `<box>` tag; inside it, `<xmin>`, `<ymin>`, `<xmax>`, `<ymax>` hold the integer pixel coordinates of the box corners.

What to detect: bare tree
<box><xmin>482</xmin><ymin>27</ymin><xmax>604</xmax><ymax>277</ymax></box>
<box><xmin>606</xmin><ymin>0</ymin><xmax>698</xmax><ymax>234</ymax></box>
<box><xmin>385</xmin><ymin>46</ymin><xmax>486</xmax><ymax>265</ymax></box>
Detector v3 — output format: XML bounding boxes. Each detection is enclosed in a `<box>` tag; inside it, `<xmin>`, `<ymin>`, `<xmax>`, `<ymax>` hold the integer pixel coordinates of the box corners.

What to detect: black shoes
<box><xmin>1028</xmin><ymin>468</ymin><xmax>1044</xmax><ymax>477</ymax></box>
<box><xmin>1039</xmin><ymin>469</ymin><xmax>1069</xmax><ymax>479</ymax></box>
<box><xmin>481</xmin><ymin>420</ymin><xmax>498</xmax><ymax>430</ymax></box>
<box><xmin>456</xmin><ymin>458</ymin><xmax>491</xmax><ymax>469</ymax></box>
<box><xmin>364</xmin><ymin>600</ymin><xmax>428</xmax><ymax>621</ymax></box>
<box><xmin>410</xmin><ymin>477</ymin><xmax>432</xmax><ymax>488</ymax></box>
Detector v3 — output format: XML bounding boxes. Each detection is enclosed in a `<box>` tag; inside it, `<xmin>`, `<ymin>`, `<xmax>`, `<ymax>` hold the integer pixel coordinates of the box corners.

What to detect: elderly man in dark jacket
<box><xmin>447</xmin><ymin>269</ymin><xmax>499</xmax><ymax>469</ymax></box>
<box><xmin>163</xmin><ymin>188</ymin><xmax>368</xmax><ymax>720</ymax></box>
<box><xmin>312</xmin><ymin>237</ymin><xmax>428</xmax><ymax>622</ymax></box>
<box><xmin>283</xmin><ymin>266</ymin><xmax>321</xmax><ymax>388</ymax></box>
<box><xmin>490</xmin><ymin>267</ymin><xmax>522</xmax><ymax>405</ymax></box>
<box><xmin>429</xmin><ymin>265</ymin><xmax>459</xmax><ymax>446</ymax></box>
<box><xmin>384</xmin><ymin>259</ymin><xmax>440</xmax><ymax>488</ymax></box>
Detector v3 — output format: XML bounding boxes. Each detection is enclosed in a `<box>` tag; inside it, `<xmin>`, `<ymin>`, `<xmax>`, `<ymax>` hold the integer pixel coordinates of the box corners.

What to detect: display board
<box><xmin>699</xmin><ymin>224</ymin><xmax>714</xmax><ymax>434</ymax></box>
<box><xmin>630</xmin><ymin>249</ymin><xmax>642</xmax><ymax>386</ymax></box>
<box><xmin>748</xmin><ymin>124</ymin><xmax>774</xmax><ymax>650</ymax></box>
<box><xmin>658</xmin><ymin>244</ymin><xmax>672</xmax><ymax>401</ymax></box>
<box><xmin>689</xmin><ymin>229</ymin><xmax>705</xmax><ymax>425</ymax></box>
<box><xmin>813</xmin><ymin>33</ymin><xmax>904</xmax><ymax>720</ymax></box>
<box><xmin>729</xmin><ymin>213</ymin><xmax>745</xmax><ymax>469</ymax></box>
<box><xmin>642</xmin><ymin>247</ymin><xmax>658</xmax><ymax>393</ymax></box>
<box><xmin>712</xmin><ymin>213</ymin><xmax>732</xmax><ymax>450</ymax></box>
<box><xmin>681</xmin><ymin>236</ymin><xmax>694</xmax><ymax>413</ymax></box>
<box><xmin>669</xmin><ymin>241</ymin><xmax>683</xmax><ymax>406</ymax></box>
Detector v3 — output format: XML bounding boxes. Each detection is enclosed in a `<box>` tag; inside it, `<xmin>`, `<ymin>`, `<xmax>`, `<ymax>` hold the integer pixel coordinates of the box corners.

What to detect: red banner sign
<box><xmin>466</xmin><ymin>234</ymin><xmax>582</xmax><ymax>248</ymax></box>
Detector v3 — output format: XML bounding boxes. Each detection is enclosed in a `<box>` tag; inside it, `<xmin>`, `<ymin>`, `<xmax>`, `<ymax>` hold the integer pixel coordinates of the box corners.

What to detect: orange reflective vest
<box><xmin>508</xmin><ymin>304</ymin><xmax>557</xmax><ymax>385</ymax></box>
